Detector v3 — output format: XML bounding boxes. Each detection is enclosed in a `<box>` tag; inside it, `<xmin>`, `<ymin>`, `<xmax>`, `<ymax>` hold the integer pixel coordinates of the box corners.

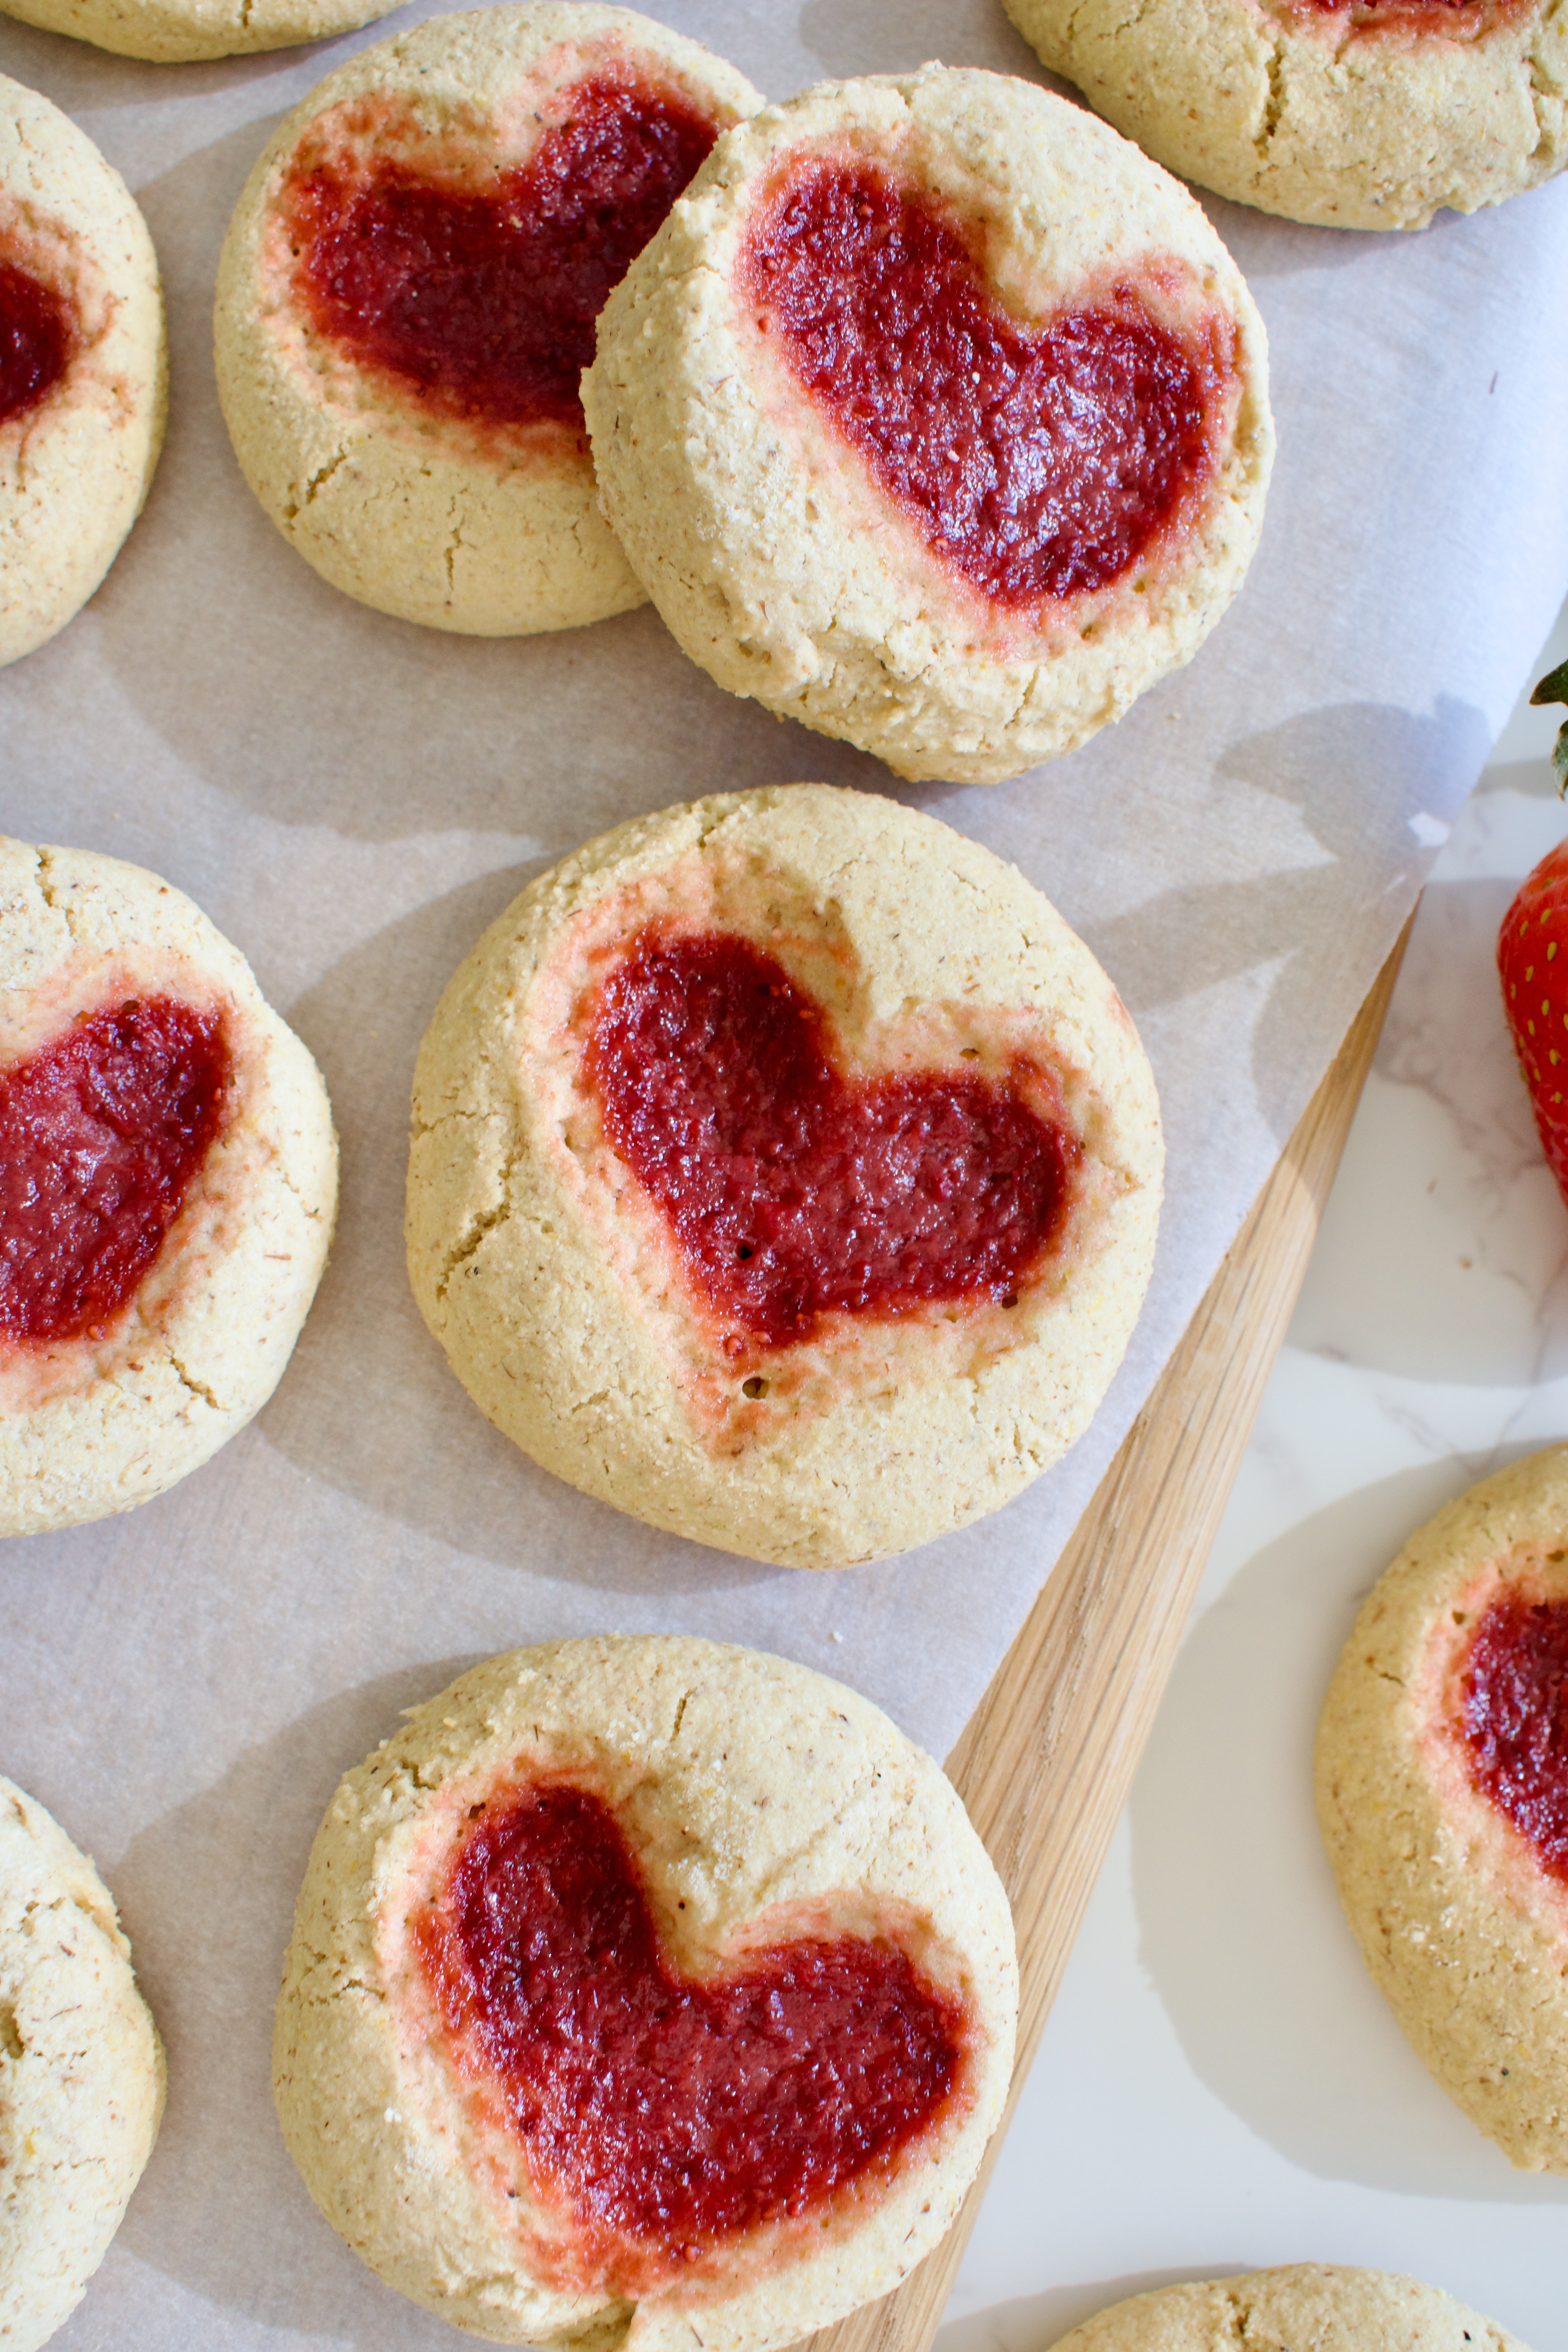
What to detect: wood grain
<box><xmin>795</xmin><ymin>925</ymin><xmax>1410</xmax><ymax>2352</ymax></box>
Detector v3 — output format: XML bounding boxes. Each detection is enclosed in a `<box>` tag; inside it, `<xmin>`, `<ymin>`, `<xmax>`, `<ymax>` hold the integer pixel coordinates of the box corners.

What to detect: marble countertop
<box><xmin>936</xmin><ymin>596</ymin><xmax>1568</xmax><ymax>2352</ymax></box>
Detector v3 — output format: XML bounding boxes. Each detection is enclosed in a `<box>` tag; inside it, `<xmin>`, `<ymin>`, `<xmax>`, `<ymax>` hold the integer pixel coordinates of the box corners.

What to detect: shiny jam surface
<box><xmin>415</xmin><ymin>1783</ymin><xmax>967</xmax><ymax>2269</ymax></box>
<box><xmin>1459</xmin><ymin>1594</ymin><xmax>1568</xmax><ymax>1878</ymax></box>
<box><xmin>584</xmin><ymin>931</ymin><xmax>1077</xmax><ymax>1350</ymax></box>
<box><xmin>287</xmin><ymin>73</ymin><xmax>719</xmax><ymax>430</ymax></box>
<box><xmin>741</xmin><ymin>161</ymin><xmax>1225</xmax><ymax>605</ymax></box>
<box><xmin>0</xmin><ymin>997</ymin><xmax>230</xmax><ymax>1347</ymax></box>
<box><xmin>0</xmin><ymin>257</ymin><xmax>72</xmax><ymax>427</ymax></box>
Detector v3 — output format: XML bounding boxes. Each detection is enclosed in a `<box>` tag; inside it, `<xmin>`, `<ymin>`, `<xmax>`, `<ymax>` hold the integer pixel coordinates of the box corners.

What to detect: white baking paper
<box><xmin>1</xmin><ymin>1</ymin><xmax>1567</xmax><ymax>2341</ymax></box>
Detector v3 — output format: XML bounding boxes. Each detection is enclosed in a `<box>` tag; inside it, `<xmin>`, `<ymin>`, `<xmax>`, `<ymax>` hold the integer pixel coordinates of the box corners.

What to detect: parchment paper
<box><xmin>2</xmin><ymin>0</ymin><xmax>1568</xmax><ymax>2340</ymax></box>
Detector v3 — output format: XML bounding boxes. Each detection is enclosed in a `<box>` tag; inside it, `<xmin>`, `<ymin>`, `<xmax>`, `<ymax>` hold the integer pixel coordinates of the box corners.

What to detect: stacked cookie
<box><xmin>210</xmin><ymin>19</ymin><xmax>1273</xmax><ymax>782</ymax></box>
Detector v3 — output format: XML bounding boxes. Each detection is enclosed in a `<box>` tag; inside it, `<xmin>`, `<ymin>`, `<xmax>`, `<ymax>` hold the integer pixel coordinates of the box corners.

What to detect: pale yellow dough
<box><xmin>405</xmin><ymin>785</ymin><xmax>1163</xmax><ymax>1568</ymax></box>
<box><xmin>1316</xmin><ymin>1445</ymin><xmax>1568</xmax><ymax>2169</ymax></box>
<box><xmin>0</xmin><ymin>838</ymin><xmax>338</xmax><ymax>1537</ymax></box>
<box><xmin>1005</xmin><ymin>0</ymin><xmax>1567</xmax><ymax>231</ymax></box>
<box><xmin>0</xmin><ymin>0</ymin><xmax>401</xmax><ymax>68</ymax></box>
<box><xmin>583</xmin><ymin>66</ymin><xmax>1273</xmax><ymax>785</ymax></box>
<box><xmin>0</xmin><ymin>1775</ymin><xmax>164</xmax><ymax>2352</ymax></box>
<box><xmin>0</xmin><ymin>76</ymin><xmax>164</xmax><ymax>668</ymax></box>
<box><xmin>274</xmin><ymin>1635</ymin><xmax>1018</xmax><ymax>2352</ymax></box>
<box><xmin>1044</xmin><ymin>2264</ymin><xmax>1530</xmax><ymax>2352</ymax></box>
<box><xmin>215</xmin><ymin>6</ymin><xmax>760</xmax><ymax>635</ymax></box>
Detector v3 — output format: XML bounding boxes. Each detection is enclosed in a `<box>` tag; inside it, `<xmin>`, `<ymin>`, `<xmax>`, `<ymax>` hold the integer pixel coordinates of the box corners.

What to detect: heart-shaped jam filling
<box><xmin>0</xmin><ymin>257</ymin><xmax>72</xmax><ymax>427</ymax></box>
<box><xmin>414</xmin><ymin>1782</ymin><xmax>969</xmax><ymax>2286</ymax></box>
<box><xmin>741</xmin><ymin>161</ymin><xmax>1230</xmax><ymax>607</ymax></box>
<box><xmin>583</xmin><ymin>931</ymin><xmax>1077</xmax><ymax>1350</ymax></box>
<box><xmin>1458</xmin><ymin>1594</ymin><xmax>1568</xmax><ymax>1878</ymax></box>
<box><xmin>286</xmin><ymin>74</ymin><xmax>719</xmax><ymax>432</ymax></box>
<box><xmin>0</xmin><ymin>996</ymin><xmax>230</xmax><ymax>1348</ymax></box>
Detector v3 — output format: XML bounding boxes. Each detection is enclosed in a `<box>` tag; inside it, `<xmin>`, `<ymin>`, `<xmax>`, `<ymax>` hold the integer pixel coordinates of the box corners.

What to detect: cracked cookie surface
<box><xmin>0</xmin><ymin>0</ymin><xmax>402</xmax><ymax>66</ymax></box>
<box><xmin>405</xmin><ymin>784</ymin><xmax>1162</xmax><ymax>1568</ymax></box>
<box><xmin>0</xmin><ymin>1774</ymin><xmax>163</xmax><ymax>2352</ymax></box>
<box><xmin>1316</xmin><ymin>1445</ymin><xmax>1568</xmax><ymax>2169</ymax></box>
<box><xmin>214</xmin><ymin>4</ymin><xmax>759</xmax><ymax>636</ymax></box>
<box><xmin>0</xmin><ymin>836</ymin><xmax>338</xmax><ymax>1536</ymax></box>
<box><xmin>582</xmin><ymin>66</ymin><xmax>1272</xmax><ymax>785</ymax></box>
<box><xmin>0</xmin><ymin>75</ymin><xmax>164</xmax><ymax>667</ymax></box>
<box><xmin>1044</xmin><ymin>2265</ymin><xmax>1530</xmax><ymax>2351</ymax></box>
<box><xmin>1005</xmin><ymin>0</ymin><xmax>1568</xmax><ymax>228</ymax></box>
<box><xmin>274</xmin><ymin>1635</ymin><xmax>1017</xmax><ymax>2351</ymax></box>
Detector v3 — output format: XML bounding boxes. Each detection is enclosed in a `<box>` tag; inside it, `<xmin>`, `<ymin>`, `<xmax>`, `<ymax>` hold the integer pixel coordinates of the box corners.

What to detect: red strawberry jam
<box><xmin>0</xmin><ymin>257</ymin><xmax>72</xmax><ymax>427</ymax></box>
<box><xmin>287</xmin><ymin>74</ymin><xmax>720</xmax><ymax>431</ymax></box>
<box><xmin>0</xmin><ymin>996</ymin><xmax>230</xmax><ymax>1347</ymax></box>
<box><xmin>415</xmin><ymin>1782</ymin><xmax>968</xmax><ymax>2279</ymax></box>
<box><xmin>1459</xmin><ymin>1594</ymin><xmax>1568</xmax><ymax>1879</ymax></box>
<box><xmin>584</xmin><ymin>931</ymin><xmax>1077</xmax><ymax>1350</ymax></box>
<box><xmin>741</xmin><ymin>161</ymin><xmax>1228</xmax><ymax>606</ymax></box>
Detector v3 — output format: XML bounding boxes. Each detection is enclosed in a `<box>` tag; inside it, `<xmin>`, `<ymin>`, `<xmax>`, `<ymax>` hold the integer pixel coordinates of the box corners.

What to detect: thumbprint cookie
<box><xmin>1005</xmin><ymin>0</ymin><xmax>1568</xmax><ymax>231</ymax></box>
<box><xmin>215</xmin><ymin>6</ymin><xmax>761</xmax><ymax>636</ymax></box>
<box><xmin>274</xmin><ymin>1636</ymin><xmax>1017</xmax><ymax>2349</ymax></box>
<box><xmin>0</xmin><ymin>0</ymin><xmax>404</xmax><ymax>68</ymax></box>
<box><xmin>0</xmin><ymin>839</ymin><xmax>337</xmax><ymax>1537</ymax></box>
<box><xmin>1317</xmin><ymin>1445</ymin><xmax>1568</xmax><ymax>2169</ymax></box>
<box><xmin>0</xmin><ymin>77</ymin><xmax>164</xmax><ymax>668</ymax></box>
<box><xmin>406</xmin><ymin>785</ymin><xmax>1161</xmax><ymax>1568</ymax></box>
<box><xmin>0</xmin><ymin>1776</ymin><xmax>163</xmax><ymax>2352</ymax></box>
<box><xmin>1041</xmin><ymin>2265</ymin><xmax>1532</xmax><ymax>2352</ymax></box>
<box><xmin>583</xmin><ymin>66</ymin><xmax>1272</xmax><ymax>784</ymax></box>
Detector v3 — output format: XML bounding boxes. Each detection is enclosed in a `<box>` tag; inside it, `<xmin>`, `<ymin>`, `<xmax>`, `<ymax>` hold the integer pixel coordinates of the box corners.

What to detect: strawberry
<box><xmin>1499</xmin><ymin>658</ymin><xmax>1568</xmax><ymax>1207</ymax></box>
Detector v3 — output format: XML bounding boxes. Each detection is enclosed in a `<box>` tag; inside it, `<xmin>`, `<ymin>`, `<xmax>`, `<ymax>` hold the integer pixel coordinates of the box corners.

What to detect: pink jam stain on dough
<box><xmin>0</xmin><ymin>997</ymin><xmax>231</xmax><ymax>1348</ymax></box>
<box><xmin>741</xmin><ymin>160</ymin><xmax>1231</xmax><ymax>607</ymax></box>
<box><xmin>287</xmin><ymin>72</ymin><xmax>720</xmax><ymax>431</ymax></box>
<box><xmin>1279</xmin><ymin>0</ymin><xmax>1519</xmax><ymax>32</ymax></box>
<box><xmin>415</xmin><ymin>1782</ymin><xmax>970</xmax><ymax>2284</ymax></box>
<box><xmin>583</xmin><ymin>930</ymin><xmax>1078</xmax><ymax>1351</ymax></box>
<box><xmin>0</xmin><ymin>257</ymin><xmax>72</xmax><ymax>426</ymax></box>
<box><xmin>1459</xmin><ymin>1594</ymin><xmax>1568</xmax><ymax>1879</ymax></box>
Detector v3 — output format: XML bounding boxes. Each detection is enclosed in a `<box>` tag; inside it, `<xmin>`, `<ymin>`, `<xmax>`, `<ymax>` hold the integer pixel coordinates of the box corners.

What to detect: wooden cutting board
<box><xmin>798</xmin><ymin>925</ymin><xmax>1411</xmax><ymax>2352</ymax></box>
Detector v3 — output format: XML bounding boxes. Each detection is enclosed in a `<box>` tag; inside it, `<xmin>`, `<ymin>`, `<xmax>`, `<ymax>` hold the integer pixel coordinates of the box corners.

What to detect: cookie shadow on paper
<box><xmin>1087</xmin><ymin>696</ymin><xmax>1488</xmax><ymax>1145</ymax></box>
<box><xmin>111</xmin><ymin>1662</ymin><xmax>485</xmax><ymax>2348</ymax></box>
<box><xmin>257</xmin><ymin>868</ymin><xmax>786</xmax><ymax>1598</ymax></box>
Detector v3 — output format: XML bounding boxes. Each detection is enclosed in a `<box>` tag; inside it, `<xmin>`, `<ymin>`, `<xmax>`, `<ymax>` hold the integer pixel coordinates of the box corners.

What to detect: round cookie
<box><xmin>0</xmin><ymin>0</ymin><xmax>401</xmax><ymax>69</ymax></box>
<box><xmin>406</xmin><ymin>785</ymin><xmax>1163</xmax><ymax>1569</ymax></box>
<box><xmin>0</xmin><ymin>1775</ymin><xmax>164</xmax><ymax>2352</ymax></box>
<box><xmin>1</xmin><ymin>76</ymin><xmax>164</xmax><ymax>669</ymax></box>
<box><xmin>0</xmin><ymin>837</ymin><xmax>338</xmax><ymax>1538</ymax></box>
<box><xmin>1315</xmin><ymin>1445</ymin><xmax>1568</xmax><ymax>2169</ymax></box>
<box><xmin>1005</xmin><ymin>0</ymin><xmax>1568</xmax><ymax>232</ymax></box>
<box><xmin>274</xmin><ymin>1635</ymin><xmax>1018</xmax><ymax>2351</ymax></box>
<box><xmin>215</xmin><ymin>7</ymin><xmax>761</xmax><ymax>636</ymax></box>
<box><xmin>1042</xmin><ymin>2265</ymin><xmax>1530</xmax><ymax>2351</ymax></box>
<box><xmin>582</xmin><ymin>66</ymin><xmax>1273</xmax><ymax>786</ymax></box>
